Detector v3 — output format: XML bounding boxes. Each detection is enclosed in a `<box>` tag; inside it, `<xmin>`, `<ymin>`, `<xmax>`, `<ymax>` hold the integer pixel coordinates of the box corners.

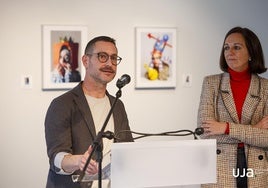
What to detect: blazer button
<box><xmin>216</xmin><ymin>149</ymin><xmax>221</xmax><ymax>154</ymax></box>
<box><xmin>258</xmin><ymin>155</ymin><xmax>264</xmax><ymax>160</ymax></box>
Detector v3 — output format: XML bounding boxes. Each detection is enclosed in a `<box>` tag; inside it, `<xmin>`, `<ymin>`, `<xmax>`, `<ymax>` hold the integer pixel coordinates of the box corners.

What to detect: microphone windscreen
<box><xmin>116</xmin><ymin>74</ymin><xmax>131</xmax><ymax>88</ymax></box>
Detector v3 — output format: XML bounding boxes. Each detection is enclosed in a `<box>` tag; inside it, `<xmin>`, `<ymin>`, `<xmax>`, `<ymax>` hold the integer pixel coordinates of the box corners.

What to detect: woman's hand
<box><xmin>254</xmin><ymin>116</ymin><xmax>268</xmax><ymax>129</ymax></box>
<box><xmin>201</xmin><ymin>120</ymin><xmax>227</xmax><ymax>136</ymax></box>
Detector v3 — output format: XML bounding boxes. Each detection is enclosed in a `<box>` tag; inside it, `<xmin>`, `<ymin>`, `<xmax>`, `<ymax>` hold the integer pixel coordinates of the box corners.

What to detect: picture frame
<box><xmin>42</xmin><ymin>25</ymin><xmax>87</xmax><ymax>90</ymax></box>
<box><xmin>135</xmin><ymin>27</ymin><xmax>177</xmax><ymax>89</ymax></box>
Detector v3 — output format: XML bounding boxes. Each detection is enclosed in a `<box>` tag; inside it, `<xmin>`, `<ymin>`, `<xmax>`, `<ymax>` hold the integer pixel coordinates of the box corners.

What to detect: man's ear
<box><xmin>82</xmin><ymin>55</ymin><xmax>89</xmax><ymax>68</ymax></box>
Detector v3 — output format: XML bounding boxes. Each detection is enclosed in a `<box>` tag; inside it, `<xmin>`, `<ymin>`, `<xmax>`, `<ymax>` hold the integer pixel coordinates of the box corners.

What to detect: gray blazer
<box><xmin>45</xmin><ymin>82</ymin><xmax>133</xmax><ymax>188</ymax></box>
<box><xmin>198</xmin><ymin>72</ymin><xmax>268</xmax><ymax>187</ymax></box>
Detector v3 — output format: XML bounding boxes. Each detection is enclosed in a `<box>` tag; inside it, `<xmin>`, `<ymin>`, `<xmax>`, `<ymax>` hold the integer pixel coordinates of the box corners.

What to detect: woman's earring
<box><xmin>249</xmin><ymin>57</ymin><xmax>252</xmax><ymax>62</ymax></box>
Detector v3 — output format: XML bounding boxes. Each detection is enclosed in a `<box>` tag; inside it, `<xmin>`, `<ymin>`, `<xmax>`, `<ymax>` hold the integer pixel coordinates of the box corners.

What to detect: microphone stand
<box><xmin>78</xmin><ymin>89</ymin><xmax>122</xmax><ymax>188</ymax></box>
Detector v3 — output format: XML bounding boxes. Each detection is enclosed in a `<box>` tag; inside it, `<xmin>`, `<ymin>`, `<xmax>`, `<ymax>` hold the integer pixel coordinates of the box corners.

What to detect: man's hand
<box><xmin>79</xmin><ymin>146</ymin><xmax>98</xmax><ymax>175</ymax></box>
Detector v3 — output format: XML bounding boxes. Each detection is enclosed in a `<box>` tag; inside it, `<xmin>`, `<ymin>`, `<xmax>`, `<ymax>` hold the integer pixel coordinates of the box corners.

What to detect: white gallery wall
<box><xmin>0</xmin><ymin>0</ymin><xmax>268</xmax><ymax>187</ymax></box>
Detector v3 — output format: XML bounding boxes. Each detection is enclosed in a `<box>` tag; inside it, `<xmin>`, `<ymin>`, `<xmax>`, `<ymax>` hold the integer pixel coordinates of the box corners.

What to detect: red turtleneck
<box><xmin>225</xmin><ymin>68</ymin><xmax>251</xmax><ymax>148</ymax></box>
<box><xmin>228</xmin><ymin>67</ymin><xmax>251</xmax><ymax>120</ymax></box>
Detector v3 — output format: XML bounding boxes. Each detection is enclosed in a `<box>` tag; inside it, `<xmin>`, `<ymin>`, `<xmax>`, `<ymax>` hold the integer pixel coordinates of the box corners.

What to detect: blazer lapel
<box><xmin>241</xmin><ymin>74</ymin><xmax>261</xmax><ymax>124</ymax></box>
<box><xmin>220</xmin><ymin>73</ymin><xmax>261</xmax><ymax>124</ymax></box>
<box><xmin>220</xmin><ymin>73</ymin><xmax>240</xmax><ymax>123</ymax></box>
<box><xmin>72</xmin><ymin>82</ymin><xmax>96</xmax><ymax>138</ymax></box>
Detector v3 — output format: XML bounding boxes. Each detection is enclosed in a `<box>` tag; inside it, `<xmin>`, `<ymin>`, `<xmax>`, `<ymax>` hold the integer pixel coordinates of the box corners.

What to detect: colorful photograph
<box><xmin>42</xmin><ymin>25</ymin><xmax>87</xmax><ymax>90</ymax></box>
<box><xmin>136</xmin><ymin>27</ymin><xmax>177</xmax><ymax>89</ymax></box>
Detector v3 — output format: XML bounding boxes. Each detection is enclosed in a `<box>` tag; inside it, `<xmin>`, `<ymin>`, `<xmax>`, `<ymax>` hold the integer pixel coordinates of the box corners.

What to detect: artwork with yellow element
<box><xmin>136</xmin><ymin>27</ymin><xmax>176</xmax><ymax>89</ymax></box>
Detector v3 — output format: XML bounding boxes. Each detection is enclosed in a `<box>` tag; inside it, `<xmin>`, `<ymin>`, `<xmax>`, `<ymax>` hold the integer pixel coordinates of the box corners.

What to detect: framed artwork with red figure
<box><xmin>42</xmin><ymin>25</ymin><xmax>87</xmax><ymax>90</ymax></box>
<box><xmin>135</xmin><ymin>27</ymin><xmax>177</xmax><ymax>89</ymax></box>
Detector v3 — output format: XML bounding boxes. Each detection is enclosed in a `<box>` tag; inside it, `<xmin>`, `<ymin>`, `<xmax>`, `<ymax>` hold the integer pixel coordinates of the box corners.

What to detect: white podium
<box><xmin>111</xmin><ymin>139</ymin><xmax>216</xmax><ymax>188</ymax></box>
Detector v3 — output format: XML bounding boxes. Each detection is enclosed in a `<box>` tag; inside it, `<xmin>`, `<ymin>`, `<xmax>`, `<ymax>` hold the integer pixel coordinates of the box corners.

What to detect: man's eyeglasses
<box><xmin>86</xmin><ymin>52</ymin><xmax>122</xmax><ymax>65</ymax></box>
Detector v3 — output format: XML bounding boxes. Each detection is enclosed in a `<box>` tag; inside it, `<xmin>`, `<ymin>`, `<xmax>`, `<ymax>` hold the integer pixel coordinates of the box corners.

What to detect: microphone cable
<box><xmin>115</xmin><ymin>128</ymin><xmax>204</xmax><ymax>141</ymax></box>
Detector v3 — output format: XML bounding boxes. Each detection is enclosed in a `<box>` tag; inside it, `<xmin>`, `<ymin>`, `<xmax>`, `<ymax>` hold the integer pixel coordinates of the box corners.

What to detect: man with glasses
<box><xmin>45</xmin><ymin>36</ymin><xmax>133</xmax><ymax>188</ymax></box>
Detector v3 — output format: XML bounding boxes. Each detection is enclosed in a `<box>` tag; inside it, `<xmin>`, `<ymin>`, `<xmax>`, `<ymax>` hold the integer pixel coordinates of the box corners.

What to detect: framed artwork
<box><xmin>42</xmin><ymin>25</ymin><xmax>87</xmax><ymax>90</ymax></box>
<box><xmin>135</xmin><ymin>27</ymin><xmax>177</xmax><ymax>89</ymax></box>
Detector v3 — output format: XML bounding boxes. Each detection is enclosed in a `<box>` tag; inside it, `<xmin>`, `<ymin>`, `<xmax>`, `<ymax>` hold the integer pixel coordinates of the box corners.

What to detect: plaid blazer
<box><xmin>198</xmin><ymin>72</ymin><xmax>268</xmax><ymax>188</ymax></box>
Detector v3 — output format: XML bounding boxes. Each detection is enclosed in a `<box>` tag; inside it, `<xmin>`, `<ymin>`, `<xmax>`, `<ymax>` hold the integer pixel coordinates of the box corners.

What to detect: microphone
<box><xmin>116</xmin><ymin>74</ymin><xmax>131</xmax><ymax>89</ymax></box>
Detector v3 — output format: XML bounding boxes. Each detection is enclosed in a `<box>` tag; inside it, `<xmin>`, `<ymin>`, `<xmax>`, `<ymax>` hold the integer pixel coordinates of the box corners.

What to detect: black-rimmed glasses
<box><xmin>86</xmin><ymin>52</ymin><xmax>122</xmax><ymax>65</ymax></box>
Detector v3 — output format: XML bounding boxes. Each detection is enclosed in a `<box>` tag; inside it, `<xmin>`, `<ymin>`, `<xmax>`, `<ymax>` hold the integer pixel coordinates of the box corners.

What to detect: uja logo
<box><xmin>232</xmin><ymin>168</ymin><xmax>254</xmax><ymax>178</ymax></box>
